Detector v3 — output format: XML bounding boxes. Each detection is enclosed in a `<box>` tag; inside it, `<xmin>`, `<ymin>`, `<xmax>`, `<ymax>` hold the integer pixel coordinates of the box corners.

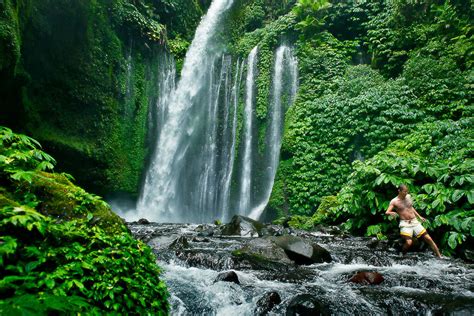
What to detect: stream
<box><xmin>128</xmin><ymin>221</ymin><xmax>474</xmax><ymax>315</ymax></box>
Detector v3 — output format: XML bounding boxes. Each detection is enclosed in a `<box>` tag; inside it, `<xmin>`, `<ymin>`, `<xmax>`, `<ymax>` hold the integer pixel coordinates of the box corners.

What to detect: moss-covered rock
<box><xmin>0</xmin><ymin>126</ymin><xmax>168</xmax><ymax>314</ymax></box>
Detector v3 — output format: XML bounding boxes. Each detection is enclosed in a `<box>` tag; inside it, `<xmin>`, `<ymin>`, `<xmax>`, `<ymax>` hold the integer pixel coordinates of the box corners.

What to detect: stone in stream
<box><xmin>191</xmin><ymin>236</ymin><xmax>210</xmax><ymax>242</ymax></box>
<box><xmin>169</xmin><ymin>236</ymin><xmax>189</xmax><ymax>249</ymax></box>
<box><xmin>232</xmin><ymin>238</ymin><xmax>294</xmax><ymax>271</ymax></box>
<box><xmin>254</xmin><ymin>291</ymin><xmax>281</xmax><ymax>315</ymax></box>
<box><xmin>286</xmin><ymin>294</ymin><xmax>330</xmax><ymax>316</ymax></box>
<box><xmin>214</xmin><ymin>270</ymin><xmax>240</xmax><ymax>284</ymax></box>
<box><xmin>137</xmin><ymin>218</ymin><xmax>150</xmax><ymax>225</ymax></box>
<box><xmin>269</xmin><ymin>235</ymin><xmax>332</xmax><ymax>264</ymax></box>
<box><xmin>195</xmin><ymin>224</ymin><xmax>215</xmax><ymax>237</ymax></box>
<box><xmin>349</xmin><ymin>271</ymin><xmax>384</xmax><ymax>285</ymax></box>
<box><xmin>220</xmin><ymin>215</ymin><xmax>264</xmax><ymax>237</ymax></box>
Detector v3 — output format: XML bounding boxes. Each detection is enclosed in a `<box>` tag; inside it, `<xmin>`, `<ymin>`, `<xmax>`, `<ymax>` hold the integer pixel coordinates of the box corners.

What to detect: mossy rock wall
<box><xmin>0</xmin><ymin>0</ymin><xmax>214</xmax><ymax>198</ymax></box>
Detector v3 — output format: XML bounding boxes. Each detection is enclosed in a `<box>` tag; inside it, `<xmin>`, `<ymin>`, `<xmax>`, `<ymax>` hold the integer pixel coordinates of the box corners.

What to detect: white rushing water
<box><xmin>249</xmin><ymin>45</ymin><xmax>298</xmax><ymax>220</ymax></box>
<box><xmin>219</xmin><ymin>59</ymin><xmax>244</xmax><ymax>222</ymax></box>
<box><xmin>136</xmin><ymin>0</ymin><xmax>234</xmax><ymax>222</ymax></box>
<box><xmin>238</xmin><ymin>46</ymin><xmax>258</xmax><ymax>215</ymax></box>
<box><xmin>128</xmin><ymin>223</ymin><xmax>474</xmax><ymax>315</ymax></box>
<box><xmin>121</xmin><ymin>0</ymin><xmax>299</xmax><ymax>223</ymax></box>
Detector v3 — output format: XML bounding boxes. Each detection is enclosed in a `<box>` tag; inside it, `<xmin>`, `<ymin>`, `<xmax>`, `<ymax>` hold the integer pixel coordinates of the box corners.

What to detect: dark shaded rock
<box><xmin>175</xmin><ymin>249</ymin><xmax>230</xmax><ymax>270</ymax></box>
<box><xmin>221</xmin><ymin>215</ymin><xmax>264</xmax><ymax>237</ymax></box>
<box><xmin>269</xmin><ymin>235</ymin><xmax>332</xmax><ymax>264</ymax></box>
<box><xmin>232</xmin><ymin>238</ymin><xmax>294</xmax><ymax>271</ymax></box>
<box><xmin>138</xmin><ymin>218</ymin><xmax>150</xmax><ymax>225</ymax></box>
<box><xmin>214</xmin><ymin>270</ymin><xmax>240</xmax><ymax>284</ymax></box>
<box><xmin>367</xmin><ymin>239</ymin><xmax>392</xmax><ymax>253</ymax></box>
<box><xmin>260</xmin><ymin>224</ymin><xmax>287</xmax><ymax>237</ymax></box>
<box><xmin>169</xmin><ymin>236</ymin><xmax>189</xmax><ymax>249</ymax></box>
<box><xmin>195</xmin><ymin>224</ymin><xmax>215</xmax><ymax>237</ymax></box>
<box><xmin>349</xmin><ymin>271</ymin><xmax>384</xmax><ymax>285</ymax></box>
<box><xmin>463</xmin><ymin>249</ymin><xmax>474</xmax><ymax>262</ymax></box>
<box><xmin>254</xmin><ymin>291</ymin><xmax>281</xmax><ymax>315</ymax></box>
<box><xmin>286</xmin><ymin>294</ymin><xmax>330</xmax><ymax>316</ymax></box>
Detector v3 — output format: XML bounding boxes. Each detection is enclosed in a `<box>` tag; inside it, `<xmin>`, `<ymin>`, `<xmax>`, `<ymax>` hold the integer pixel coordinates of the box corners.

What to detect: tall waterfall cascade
<box><xmin>249</xmin><ymin>45</ymin><xmax>298</xmax><ymax>220</ymax></box>
<box><xmin>238</xmin><ymin>46</ymin><xmax>258</xmax><ymax>216</ymax></box>
<box><xmin>125</xmin><ymin>0</ymin><xmax>298</xmax><ymax>223</ymax></box>
<box><xmin>136</xmin><ymin>0</ymin><xmax>236</xmax><ymax>222</ymax></box>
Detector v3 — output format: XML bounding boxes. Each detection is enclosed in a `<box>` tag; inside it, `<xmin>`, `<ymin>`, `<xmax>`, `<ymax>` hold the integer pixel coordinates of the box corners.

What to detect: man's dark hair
<box><xmin>398</xmin><ymin>184</ymin><xmax>408</xmax><ymax>191</ymax></box>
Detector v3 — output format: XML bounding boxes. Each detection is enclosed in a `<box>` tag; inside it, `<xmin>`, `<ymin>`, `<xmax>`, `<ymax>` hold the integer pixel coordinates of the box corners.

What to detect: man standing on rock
<box><xmin>385</xmin><ymin>184</ymin><xmax>442</xmax><ymax>258</ymax></box>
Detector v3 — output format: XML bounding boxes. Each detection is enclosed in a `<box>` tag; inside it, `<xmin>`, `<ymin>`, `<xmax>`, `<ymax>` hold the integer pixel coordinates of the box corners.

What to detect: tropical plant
<box><xmin>0</xmin><ymin>127</ymin><xmax>169</xmax><ymax>313</ymax></box>
<box><xmin>320</xmin><ymin>119</ymin><xmax>473</xmax><ymax>256</ymax></box>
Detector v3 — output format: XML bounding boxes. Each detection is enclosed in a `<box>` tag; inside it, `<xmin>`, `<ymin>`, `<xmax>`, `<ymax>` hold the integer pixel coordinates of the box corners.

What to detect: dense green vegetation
<box><xmin>0</xmin><ymin>0</ymin><xmax>209</xmax><ymax>197</ymax></box>
<box><xmin>0</xmin><ymin>127</ymin><xmax>168</xmax><ymax>314</ymax></box>
<box><xmin>0</xmin><ymin>0</ymin><xmax>472</xmax><ymax>261</ymax></box>
<box><xmin>227</xmin><ymin>0</ymin><xmax>472</xmax><ymax>256</ymax></box>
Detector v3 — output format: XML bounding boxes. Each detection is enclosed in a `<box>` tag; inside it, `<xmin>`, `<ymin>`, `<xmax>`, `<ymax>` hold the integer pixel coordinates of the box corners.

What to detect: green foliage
<box><xmin>0</xmin><ymin>127</ymin><xmax>56</xmax><ymax>183</ymax></box>
<box><xmin>292</xmin><ymin>0</ymin><xmax>330</xmax><ymax>40</ymax></box>
<box><xmin>363</xmin><ymin>0</ymin><xmax>473</xmax><ymax>77</ymax></box>
<box><xmin>111</xmin><ymin>0</ymin><xmax>165</xmax><ymax>43</ymax></box>
<box><xmin>0</xmin><ymin>127</ymin><xmax>169</xmax><ymax>313</ymax></box>
<box><xmin>0</xmin><ymin>0</ymin><xmax>21</xmax><ymax>72</ymax></box>
<box><xmin>402</xmin><ymin>54</ymin><xmax>472</xmax><ymax>119</ymax></box>
<box><xmin>326</xmin><ymin>119</ymin><xmax>473</xmax><ymax>255</ymax></box>
<box><xmin>0</xmin><ymin>206</ymin><xmax>169</xmax><ymax>314</ymax></box>
<box><xmin>283</xmin><ymin>65</ymin><xmax>422</xmax><ymax>215</ymax></box>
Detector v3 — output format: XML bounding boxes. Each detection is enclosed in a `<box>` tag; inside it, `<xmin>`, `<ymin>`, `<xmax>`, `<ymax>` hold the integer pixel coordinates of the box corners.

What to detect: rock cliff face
<box><xmin>0</xmin><ymin>0</ymin><xmax>208</xmax><ymax>198</ymax></box>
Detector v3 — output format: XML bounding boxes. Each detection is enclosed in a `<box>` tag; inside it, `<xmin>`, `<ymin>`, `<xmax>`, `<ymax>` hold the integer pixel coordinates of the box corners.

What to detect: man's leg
<box><xmin>421</xmin><ymin>233</ymin><xmax>442</xmax><ymax>258</ymax></box>
<box><xmin>401</xmin><ymin>236</ymin><xmax>413</xmax><ymax>255</ymax></box>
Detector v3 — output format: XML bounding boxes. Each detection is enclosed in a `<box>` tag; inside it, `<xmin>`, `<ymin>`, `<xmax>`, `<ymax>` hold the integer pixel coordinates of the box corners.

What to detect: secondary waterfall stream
<box><xmin>249</xmin><ymin>46</ymin><xmax>298</xmax><ymax>220</ymax></box>
<box><xmin>239</xmin><ymin>46</ymin><xmax>258</xmax><ymax>216</ymax></box>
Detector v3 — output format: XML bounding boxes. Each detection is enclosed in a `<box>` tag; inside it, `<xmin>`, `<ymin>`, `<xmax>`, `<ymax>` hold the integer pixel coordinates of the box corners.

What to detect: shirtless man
<box><xmin>385</xmin><ymin>184</ymin><xmax>441</xmax><ymax>258</ymax></box>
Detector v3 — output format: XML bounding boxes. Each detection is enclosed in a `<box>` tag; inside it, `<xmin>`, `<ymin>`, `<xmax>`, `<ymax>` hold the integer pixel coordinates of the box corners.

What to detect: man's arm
<box><xmin>413</xmin><ymin>208</ymin><xmax>426</xmax><ymax>222</ymax></box>
<box><xmin>385</xmin><ymin>201</ymin><xmax>398</xmax><ymax>218</ymax></box>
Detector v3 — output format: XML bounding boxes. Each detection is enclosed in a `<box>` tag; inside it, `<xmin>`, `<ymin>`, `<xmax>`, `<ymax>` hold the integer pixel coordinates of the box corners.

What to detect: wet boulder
<box><xmin>175</xmin><ymin>249</ymin><xmax>230</xmax><ymax>270</ymax></box>
<box><xmin>214</xmin><ymin>270</ymin><xmax>240</xmax><ymax>284</ymax></box>
<box><xmin>255</xmin><ymin>291</ymin><xmax>281</xmax><ymax>315</ymax></box>
<box><xmin>349</xmin><ymin>271</ymin><xmax>384</xmax><ymax>285</ymax></box>
<box><xmin>260</xmin><ymin>224</ymin><xmax>289</xmax><ymax>237</ymax></box>
<box><xmin>169</xmin><ymin>236</ymin><xmax>189</xmax><ymax>249</ymax></box>
<box><xmin>232</xmin><ymin>238</ymin><xmax>294</xmax><ymax>271</ymax></box>
<box><xmin>137</xmin><ymin>218</ymin><xmax>150</xmax><ymax>225</ymax></box>
<box><xmin>195</xmin><ymin>224</ymin><xmax>215</xmax><ymax>237</ymax></box>
<box><xmin>220</xmin><ymin>215</ymin><xmax>264</xmax><ymax>237</ymax></box>
<box><xmin>286</xmin><ymin>294</ymin><xmax>330</xmax><ymax>316</ymax></box>
<box><xmin>269</xmin><ymin>235</ymin><xmax>332</xmax><ymax>264</ymax></box>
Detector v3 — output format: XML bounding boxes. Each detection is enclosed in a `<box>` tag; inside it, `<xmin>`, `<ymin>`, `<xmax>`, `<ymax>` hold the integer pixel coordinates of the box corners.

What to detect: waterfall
<box><xmin>249</xmin><ymin>45</ymin><xmax>298</xmax><ymax>220</ymax></box>
<box><xmin>238</xmin><ymin>46</ymin><xmax>258</xmax><ymax>215</ymax></box>
<box><xmin>196</xmin><ymin>57</ymin><xmax>230</xmax><ymax>219</ymax></box>
<box><xmin>136</xmin><ymin>0</ymin><xmax>235</xmax><ymax>222</ymax></box>
<box><xmin>219</xmin><ymin>59</ymin><xmax>244</xmax><ymax>222</ymax></box>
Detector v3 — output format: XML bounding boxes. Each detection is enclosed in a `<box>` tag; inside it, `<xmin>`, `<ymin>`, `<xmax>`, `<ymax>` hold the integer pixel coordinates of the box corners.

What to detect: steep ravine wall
<box><xmin>0</xmin><ymin>0</ymin><xmax>209</xmax><ymax>198</ymax></box>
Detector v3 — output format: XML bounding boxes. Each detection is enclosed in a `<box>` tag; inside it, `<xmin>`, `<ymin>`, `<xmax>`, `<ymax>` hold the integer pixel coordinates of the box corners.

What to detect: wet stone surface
<box><xmin>128</xmin><ymin>222</ymin><xmax>474</xmax><ymax>315</ymax></box>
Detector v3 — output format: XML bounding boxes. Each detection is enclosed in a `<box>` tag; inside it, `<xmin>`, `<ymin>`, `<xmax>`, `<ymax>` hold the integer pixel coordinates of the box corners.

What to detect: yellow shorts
<box><xmin>399</xmin><ymin>219</ymin><xmax>426</xmax><ymax>238</ymax></box>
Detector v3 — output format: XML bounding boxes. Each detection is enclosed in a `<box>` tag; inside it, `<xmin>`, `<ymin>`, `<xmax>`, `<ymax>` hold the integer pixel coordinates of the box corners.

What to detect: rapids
<box><xmin>129</xmin><ymin>222</ymin><xmax>474</xmax><ymax>315</ymax></box>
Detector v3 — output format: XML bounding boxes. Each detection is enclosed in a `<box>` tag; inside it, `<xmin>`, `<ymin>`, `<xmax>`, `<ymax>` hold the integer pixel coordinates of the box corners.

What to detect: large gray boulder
<box><xmin>214</xmin><ymin>271</ymin><xmax>240</xmax><ymax>284</ymax></box>
<box><xmin>255</xmin><ymin>291</ymin><xmax>281</xmax><ymax>315</ymax></box>
<box><xmin>232</xmin><ymin>238</ymin><xmax>294</xmax><ymax>270</ymax></box>
<box><xmin>269</xmin><ymin>235</ymin><xmax>332</xmax><ymax>264</ymax></box>
<box><xmin>220</xmin><ymin>215</ymin><xmax>264</xmax><ymax>237</ymax></box>
<box><xmin>286</xmin><ymin>294</ymin><xmax>330</xmax><ymax>316</ymax></box>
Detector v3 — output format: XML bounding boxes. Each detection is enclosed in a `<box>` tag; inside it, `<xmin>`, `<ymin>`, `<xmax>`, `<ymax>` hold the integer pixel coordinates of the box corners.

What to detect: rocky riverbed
<box><xmin>128</xmin><ymin>216</ymin><xmax>474</xmax><ymax>315</ymax></box>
